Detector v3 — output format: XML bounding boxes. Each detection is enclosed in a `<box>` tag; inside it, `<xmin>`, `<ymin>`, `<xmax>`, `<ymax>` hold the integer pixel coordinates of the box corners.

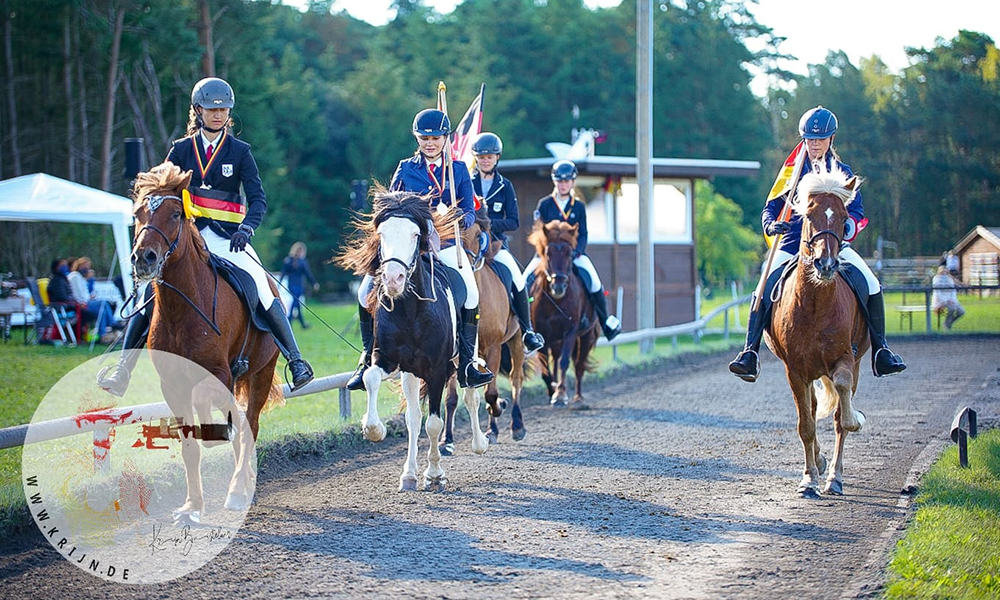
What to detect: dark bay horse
<box><xmin>528</xmin><ymin>221</ymin><xmax>598</xmax><ymax>410</ymax></box>
<box><xmin>130</xmin><ymin>163</ymin><xmax>282</xmax><ymax>522</ymax></box>
<box><xmin>765</xmin><ymin>168</ymin><xmax>870</xmax><ymax>499</ymax></box>
<box><xmin>338</xmin><ymin>190</ymin><xmax>488</xmax><ymax>491</ymax></box>
<box><xmin>441</xmin><ymin>208</ymin><xmax>527</xmax><ymax>454</ymax></box>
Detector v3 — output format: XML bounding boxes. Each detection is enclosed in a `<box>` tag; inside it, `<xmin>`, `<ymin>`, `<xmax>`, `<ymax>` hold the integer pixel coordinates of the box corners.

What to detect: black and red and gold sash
<box><xmin>185</xmin><ymin>186</ymin><xmax>246</xmax><ymax>223</ymax></box>
<box><xmin>191</xmin><ymin>131</ymin><xmax>227</xmax><ymax>180</ymax></box>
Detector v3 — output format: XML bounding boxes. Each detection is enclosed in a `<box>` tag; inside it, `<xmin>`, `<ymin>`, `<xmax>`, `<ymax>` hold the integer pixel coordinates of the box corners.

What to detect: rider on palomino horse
<box><xmin>523</xmin><ymin>160</ymin><xmax>621</xmax><ymax>341</ymax></box>
<box><xmin>728</xmin><ymin>105</ymin><xmax>906</xmax><ymax>382</ymax></box>
<box><xmin>347</xmin><ymin>109</ymin><xmax>495</xmax><ymax>391</ymax></box>
<box><xmin>469</xmin><ymin>132</ymin><xmax>544</xmax><ymax>354</ymax></box>
<box><xmin>98</xmin><ymin>77</ymin><xmax>314</xmax><ymax>395</ymax></box>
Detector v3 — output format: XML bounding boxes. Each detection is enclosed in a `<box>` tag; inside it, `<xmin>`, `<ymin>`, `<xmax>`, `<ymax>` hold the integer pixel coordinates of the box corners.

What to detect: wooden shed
<box><xmin>498</xmin><ymin>156</ymin><xmax>759</xmax><ymax>331</ymax></box>
<box><xmin>952</xmin><ymin>225</ymin><xmax>1000</xmax><ymax>287</ymax></box>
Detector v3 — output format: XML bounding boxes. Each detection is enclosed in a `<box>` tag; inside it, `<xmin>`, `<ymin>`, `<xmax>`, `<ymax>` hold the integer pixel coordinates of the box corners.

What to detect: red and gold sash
<box><xmin>187</xmin><ymin>186</ymin><xmax>246</xmax><ymax>223</ymax></box>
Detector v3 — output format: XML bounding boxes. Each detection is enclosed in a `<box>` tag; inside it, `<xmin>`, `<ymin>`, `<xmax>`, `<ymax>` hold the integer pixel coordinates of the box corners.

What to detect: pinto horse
<box><xmin>129</xmin><ymin>163</ymin><xmax>282</xmax><ymax>522</ymax></box>
<box><xmin>528</xmin><ymin>221</ymin><xmax>598</xmax><ymax>410</ymax></box>
<box><xmin>765</xmin><ymin>168</ymin><xmax>870</xmax><ymax>499</ymax></box>
<box><xmin>441</xmin><ymin>208</ymin><xmax>527</xmax><ymax>454</ymax></box>
<box><xmin>338</xmin><ymin>190</ymin><xmax>489</xmax><ymax>491</ymax></box>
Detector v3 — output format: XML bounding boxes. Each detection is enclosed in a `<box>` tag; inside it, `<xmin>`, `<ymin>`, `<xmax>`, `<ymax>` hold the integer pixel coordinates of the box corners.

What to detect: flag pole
<box><xmin>438</xmin><ymin>81</ymin><xmax>463</xmax><ymax>268</ymax></box>
<box><xmin>751</xmin><ymin>144</ymin><xmax>806</xmax><ymax>312</ymax></box>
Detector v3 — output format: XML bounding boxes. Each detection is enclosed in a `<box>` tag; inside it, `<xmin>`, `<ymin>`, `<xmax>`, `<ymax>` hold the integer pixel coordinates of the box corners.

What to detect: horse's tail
<box><xmin>498</xmin><ymin>344</ymin><xmax>537</xmax><ymax>379</ymax></box>
<box><xmin>814</xmin><ymin>377</ymin><xmax>838</xmax><ymax>420</ymax></box>
<box><xmin>234</xmin><ymin>370</ymin><xmax>285</xmax><ymax>412</ymax></box>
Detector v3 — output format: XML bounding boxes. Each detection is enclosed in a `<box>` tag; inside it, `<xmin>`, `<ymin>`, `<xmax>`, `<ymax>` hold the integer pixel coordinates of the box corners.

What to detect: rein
<box><xmin>377</xmin><ymin>218</ymin><xmax>439</xmax><ymax>311</ymax></box>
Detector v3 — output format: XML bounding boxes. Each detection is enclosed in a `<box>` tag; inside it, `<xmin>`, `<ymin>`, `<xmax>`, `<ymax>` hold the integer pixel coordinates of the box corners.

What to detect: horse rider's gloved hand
<box><xmin>767</xmin><ymin>221</ymin><xmax>791</xmax><ymax>236</ymax></box>
<box><xmin>230</xmin><ymin>224</ymin><xmax>253</xmax><ymax>252</ymax></box>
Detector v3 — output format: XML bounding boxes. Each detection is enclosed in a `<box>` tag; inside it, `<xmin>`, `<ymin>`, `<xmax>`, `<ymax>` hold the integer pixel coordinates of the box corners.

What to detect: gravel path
<box><xmin>2</xmin><ymin>336</ymin><xmax>998</xmax><ymax>599</ymax></box>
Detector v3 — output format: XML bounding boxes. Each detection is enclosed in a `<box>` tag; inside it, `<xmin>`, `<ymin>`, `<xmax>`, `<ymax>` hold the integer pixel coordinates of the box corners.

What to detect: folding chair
<box><xmin>26</xmin><ymin>277</ymin><xmax>79</xmax><ymax>346</ymax></box>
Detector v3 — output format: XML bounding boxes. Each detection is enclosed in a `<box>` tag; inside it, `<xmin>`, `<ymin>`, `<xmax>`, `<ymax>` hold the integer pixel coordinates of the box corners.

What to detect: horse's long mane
<box><xmin>527</xmin><ymin>220</ymin><xmax>579</xmax><ymax>256</ymax></box>
<box><xmin>337</xmin><ymin>185</ymin><xmax>462</xmax><ymax>276</ymax></box>
<box><xmin>791</xmin><ymin>167</ymin><xmax>860</xmax><ymax>216</ymax></box>
<box><xmin>132</xmin><ymin>161</ymin><xmax>209</xmax><ymax>263</ymax></box>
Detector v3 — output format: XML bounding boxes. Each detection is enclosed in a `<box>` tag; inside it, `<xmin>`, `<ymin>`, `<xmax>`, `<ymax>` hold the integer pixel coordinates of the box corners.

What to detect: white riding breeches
<box><xmin>201</xmin><ymin>227</ymin><xmax>277</xmax><ymax>309</ymax></box>
<box><xmin>357</xmin><ymin>245</ymin><xmax>480</xmax><ymax>310</ymax></box>
<box><xmin>493</xmin><ymin>248</ymin><xmax>526</xmax><ymax>291</ymax></box>
<box><xmin>761</xmin><ymin>247</ymin><xmax>879</xmax><ymax>296</ymax></box>
<box><xmin>523</xmin><ymin>253</ymin><xmax>602</xmax><ymax>293</ymax></box>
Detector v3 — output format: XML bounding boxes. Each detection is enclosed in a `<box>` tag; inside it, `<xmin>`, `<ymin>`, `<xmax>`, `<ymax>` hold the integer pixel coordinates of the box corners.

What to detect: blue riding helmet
<box><xmin>191</xmin><ymin>77</ymin><xmax>235</xmax><ymax>109</ymax></box>
<box><xmin>472</xmin><ymin>132</ymin><xmax>503</xmax><ymax>156</ymax></box>
<box><xmin>799</xmin><ymin>106</ymin><xmax>838</xmax><ymax>139</ymax></box>
<box><xmin>412</xmin><ymin>109</ymin><xmax>451</xmax><ymax>137</ymax></box>
<box><xmin>551</xmin><ymin>159</ymin><xmax>578</xmax><ymax>181</ymax></box>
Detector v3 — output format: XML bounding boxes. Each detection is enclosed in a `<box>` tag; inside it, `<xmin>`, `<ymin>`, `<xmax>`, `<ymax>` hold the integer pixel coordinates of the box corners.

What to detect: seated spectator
<box><xmin>932</xmin><ymin>266</ymin><xmax>965</xmax><ymax>329</ymax></box>
<box><xmin>47</xmin><ymin>259</ymin><xmax>76</xmax><ymax>305</ymax></box>
<box><xmin>68</xmin><ymin>257</ymin><xmax>119</xmax><ymax>340</ymax></box>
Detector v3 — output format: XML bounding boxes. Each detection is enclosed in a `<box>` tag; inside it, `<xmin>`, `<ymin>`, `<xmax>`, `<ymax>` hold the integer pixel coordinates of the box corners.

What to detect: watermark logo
<box><xmin>22</xmin><ymin>350</ymin><xmax>256</xmax><ymax>584</ymax></box>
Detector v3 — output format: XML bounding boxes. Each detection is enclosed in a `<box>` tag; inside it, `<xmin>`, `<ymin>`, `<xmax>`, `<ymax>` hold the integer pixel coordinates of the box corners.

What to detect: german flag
<box><xmin>766</xmin><ymin>140</ymin><xmax>806</xmax><ymax>202</ymax></box>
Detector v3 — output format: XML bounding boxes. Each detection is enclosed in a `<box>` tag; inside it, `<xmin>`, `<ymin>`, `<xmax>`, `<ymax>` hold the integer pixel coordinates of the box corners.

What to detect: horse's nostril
<box><xmin>143</xmin><ymin>249</ymin><xmax>158</xmax><ymax>265</ymax></box>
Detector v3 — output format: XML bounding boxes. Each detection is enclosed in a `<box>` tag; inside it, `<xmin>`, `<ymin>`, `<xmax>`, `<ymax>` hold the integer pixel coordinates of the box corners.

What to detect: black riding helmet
<box><xmin>551</xmin><ymin>159</ymin><xmax>578</xmax><ymax>181</ymax></box>
<box><xmin>191</xmin><ymin>77</ymin><xmax>235</xmax><ymax>109</ymax></box>
<box><xmin>412</xmin><ymin>109</ymin><xmax>451</xmax><ymax>137</ymax></box>
<box><xmin>472</xmin><ymin>132</ymin><xmax>503</xmax><ymax>156</ymax></box>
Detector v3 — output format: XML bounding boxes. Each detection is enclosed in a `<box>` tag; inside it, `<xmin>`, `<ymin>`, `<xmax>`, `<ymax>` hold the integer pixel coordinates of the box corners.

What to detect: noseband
<box><xmin>543</xmin><ymin>242</ymin><xmax>572</xmax><ymax>285</ymax></box>
<box><xmin>137</xmin><ymin>194</ymin><xmax>185</xmax><ymax>261</ymax></box>
<box><xmin>377</xmin><ymin>214</ymin><xmax>437</xmax><ymax>308</ymax></box>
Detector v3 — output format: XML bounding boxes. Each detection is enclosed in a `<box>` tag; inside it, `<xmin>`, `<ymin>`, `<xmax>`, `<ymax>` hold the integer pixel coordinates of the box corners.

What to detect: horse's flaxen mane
<box><xmin>336</xmin><ymin>185</ymin><xmax>462</xmax><ymax>276</ymax></box>
<box><xmin>792</xmin><ymin>167</ymin><xmax>860</xmax><ymax>216</ymax></box>
<box><xmin>132</xmin><ymin>161</ymin><xmax>208</xmax><ymax>263</ymax></box>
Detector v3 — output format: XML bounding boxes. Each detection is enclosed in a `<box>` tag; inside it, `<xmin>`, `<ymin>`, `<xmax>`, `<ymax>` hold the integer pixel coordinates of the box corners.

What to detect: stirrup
<box><xmin>728</xmin><ymin>349</ymin><xmax>760</xmax><ymax>382</ymax></box>
<box><xmin>522</xmin><ymin>330</ymin><xmax>544</xmax><ymax>353</ymax></box>
<box><xmin>346</xmin><ymin>360</ymin><xmax>368</xmax><ymax>391</ymax></box>
<box><xmin>872</xmin><ymin>347</ymin><xmax>906</xmax><ymax>378</ymax></box>
<box><xmin>96</xmin><ymin>364</ymin><xmax>131</xmax><ymax>397</ymax></box>
<box><xmin>288</xmin><ymin>358</ymin><xmax>314</xmax><ymax>392</ymax></box>
<box><xmin>459</xmin><ymin>361</ymin><xmax>494</xmax><ymax>389</ymax></box>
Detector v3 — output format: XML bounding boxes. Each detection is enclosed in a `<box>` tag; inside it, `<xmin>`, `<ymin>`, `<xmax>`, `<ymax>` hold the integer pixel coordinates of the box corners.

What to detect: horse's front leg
<box><xmin>825</xmin><ymin>358</ymin><xmax>865</xmax><ymax>495</ymax></box>
<box><xmin>569</xmin><ymin>331</ymin><xmax>596</xmax><ymax>411</ymax></box>
<box><xmin>552</xmin><ymin>332</ymin><xmax>574</xmax><ymax>406</ymax></box>
<box><xmin>399</xmin><ymin>372</ymin><xmax>421</xmax><ymax>492</ymax></box>
<box><xmin>462</xmin><ymin>387</ymin><xmax>489</xmax><ymax>455</ymax></box>
<box><xmin>789</xmin><ymin>374</ymin><xmax>821</xmax><ymax>499</ymax></box>
<box><xmin>509</xmin><ymin>339</ymin><xmax>526</xmax><ymax>441</ymax></box>
<box><xmin>439</xmin><ymin>376</ymin><xmax>458</xmax><ymax>456</ymax></box>
<box><xmin>361</xmin><ymin>366</ymin><xmax>388</xmax><ymax>442</ymax></box>
<box><xmin>167</xmin><ymin>393</ymin><xmax>205</xmax><ymax>525</ymax></box>
<box><xmin>423</xmin><ymin>375</ymin><xmax>448</xmax><ymax>492</ymax></box>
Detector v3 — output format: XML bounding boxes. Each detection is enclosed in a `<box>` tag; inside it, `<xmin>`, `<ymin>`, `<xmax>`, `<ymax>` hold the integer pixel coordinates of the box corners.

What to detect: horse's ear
<box><xmin>845</xmin><ymin>176</ymin><xmax>859</xmax><ymax>192</ymax></box>
<box><xmin>571</xmin><ymin>223</ymin><xmax>580</xmax><ymax>233</ymax></box>
<box><xmin>178</xmin><ymin>169</ymin><xmax>194</xmax><ymax>191</ymax></box>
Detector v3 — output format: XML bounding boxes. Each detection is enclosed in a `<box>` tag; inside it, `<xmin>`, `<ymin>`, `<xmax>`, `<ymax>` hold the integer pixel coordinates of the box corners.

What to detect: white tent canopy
<box><xmin>0</xmin><ymin>173</ymin><xmax>134</xmax><ymax>293</ymax></box>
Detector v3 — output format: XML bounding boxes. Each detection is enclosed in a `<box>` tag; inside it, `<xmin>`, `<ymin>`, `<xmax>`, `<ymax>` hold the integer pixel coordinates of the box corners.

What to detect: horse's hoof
<box><xmin>424</xmin><ymin>476</ymin><xmax>447</xmax><ymax>492</ymax></box>
<box><xmin>817</xmin><ymin>454</ymin><xmax>828</xmax><ymax>476</ymax></box>
<box><xmin>511</xmin><ymin>427</ymin><xmax>526</xmax><ymax>441</ymax></box>
<box><xmin>399</xmin><ymin>476</ymin><xmax>418</xmax><ymax>492</ymax></box>
<box><xmin>854</xmin><ymin>410</ymin><xmax>866</xmax><ymax>431</ymax></box>
<box><xmin>362</xmin><ymin>422</ymin><xmax>386</xmax><ymax>442</ymax></box>
<box><xmin>439</xmin><ymin>441</ymin><xmax>455</xmax><ymax>456</ymax></box>
<box><xmin>173</xmin><ymin>510</ymin><xmax>201</xmax><ymax>527</ymax></box>
<box><xmin>823</xmin><ymin>480</ymin><xmax>844</xmax><ymax>495</ymax></box>
<box><xmin>472</xmin><ymin>435</ymin><xmax>488</xmax><ymax>455</ymax></box>
<box><xmin>499</xmin><ymin>398</ymin><xmax>509</xmax><ymax>411</ymax></box>
<box><xmin>568</xmin><ymin>398</ymin><xmax>590</xmax><ymax>411</ymax></box>
<box><xmin>486</xmin><ymin>431</ymin><xmax>499</xmax><ymax>445</ymax></box>
<box><xmin>550</xmin><ymin>397</ymin><xmax>567</xmax><ymax>407</ymax></box>
<box><xmin>797</xmin><ymin>486</ymin><xmax>821</xmax><ymax>500</ymax></box>
<box><xmin>224</xmin><ymin>493</ymin><xmax>250</xmax><ymax>511</ymax></box>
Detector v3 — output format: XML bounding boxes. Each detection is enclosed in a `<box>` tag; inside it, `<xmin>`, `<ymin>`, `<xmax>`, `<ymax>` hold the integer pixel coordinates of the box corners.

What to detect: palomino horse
<box><xmin>765</xmin><ymin>168</ymin><xmax>870</xmax><ymax>498</ymax></box>
<box><xmin>529</xmin><ymin>221</ymin><xmax>598</xmax><ymax>410</ymax></box>
<box><xmin>338</xmin><ymin>190</ymin><xmax>489</xmax><ymax>491</ymax></box>
<box><xmin>441</xmin><ymin>207</ymin><xmax>527</xmax><ymax>454</ymax></box>
<box><xmin>130</xmin><ymin>163</ymin><xmax>282</xmax><ymax>522</ymax></box>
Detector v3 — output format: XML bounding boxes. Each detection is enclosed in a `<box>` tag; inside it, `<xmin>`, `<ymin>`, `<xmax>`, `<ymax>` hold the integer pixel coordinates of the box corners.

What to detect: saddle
<box><xmin>775</xmin><ymin>256</ymin><xmax>871</xmax><ymax>322</ymax></box>
<box><xmin>421</xmin><ymin>254</ymin><xmax>467</xmax><ymax>314</ymax></box>
<box><xmin>208</xmin><ymin>253</ymin><xmax>270</xmax><ymax>332</ymax></box>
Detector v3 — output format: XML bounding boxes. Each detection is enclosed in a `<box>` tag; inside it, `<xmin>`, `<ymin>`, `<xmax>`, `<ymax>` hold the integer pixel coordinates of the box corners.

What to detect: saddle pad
<box><xmin>208</xmin><ymin>253</ymin><xmax>270</xmax><ymax>332</ymax></box>
<box><xmin>421</xmin><ymin>255</ymin><xmax>466</xmax><ymax>314</ymax></box>
<box><xmin>488</xmin><ymin>261</ymin><xmax>514</xmax><ymax>294</ymax></box>
<box><xmin>573</xmin><ymin>264</ymin><xmax>593</xmax><ymax>293</ymax></box>
<box><xmin>778</xmin><ymin>256</ymin><xmax>871</xmax><ymax>322</ymax></box>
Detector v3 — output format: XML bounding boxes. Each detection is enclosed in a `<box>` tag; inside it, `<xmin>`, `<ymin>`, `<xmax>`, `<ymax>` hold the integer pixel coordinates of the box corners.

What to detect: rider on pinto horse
<box><xmin>470</xmin><ymin>132</ymin><xmax>545</xmax><ymax>354</ymax></box>
<box><xmin>728</xmin><ymin>105</ymin><xmax>906</xmax><ymax>382</ymax></box>
<box><xmin>523</xmin><ymin>160</ymin><xmax>621</xmax><ymax>341</ymax></box>
<box><xmin>98</xmin><ymin>77</ymin><xmax>314</xmax><ymax>395</ymax></box>
<box><xmin>347</xmin><ymin>108</ymin><xmax>495</xmax><ymax>392</ymax></box>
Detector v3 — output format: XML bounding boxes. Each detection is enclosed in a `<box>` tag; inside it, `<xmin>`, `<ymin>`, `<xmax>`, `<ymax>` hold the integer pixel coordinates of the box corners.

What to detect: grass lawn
<box><xmin>885</xmin><ymin>429</ymin><xmax>1000</xmax><ymax>599</ymax></box>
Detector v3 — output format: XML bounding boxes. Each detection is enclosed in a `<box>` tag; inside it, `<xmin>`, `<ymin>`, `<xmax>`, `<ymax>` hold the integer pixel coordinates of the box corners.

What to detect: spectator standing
<box><xmin>281</xmin><ymin>242</ymin><xmax>318</xmax><ymax>329</ymax></box>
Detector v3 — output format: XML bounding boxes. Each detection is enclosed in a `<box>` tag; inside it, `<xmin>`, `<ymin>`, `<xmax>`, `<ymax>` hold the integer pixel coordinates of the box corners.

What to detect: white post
<box><xmin>636</xmin><ymin>0</ymin><xmax>655</xmax><ymax>353</ymax></box>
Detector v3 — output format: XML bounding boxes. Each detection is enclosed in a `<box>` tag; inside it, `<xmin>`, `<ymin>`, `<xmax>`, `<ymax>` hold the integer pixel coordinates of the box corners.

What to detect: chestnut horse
<box><xmin>765</xmin><ymin>168</ymin><xmax>870</xmax><ymax>499</ymax></box>
<box><xmin>338</xmin><ymin>190</ymin><xmax>488</xmax><ymax>491</ymax></box>
<box><xmin>528</xmin><ymin>221</ymin><xmax>598</xmax><ymax>410</ymax></box>
<box><xmin>441</xmin><ymin>207</ymin><xmax>527</xmax><ymax>454</ymax></box>
<box><xmin>130</xmin><ymin>163</ymin><xmax>282</xmax><ymax>523</ymax></box>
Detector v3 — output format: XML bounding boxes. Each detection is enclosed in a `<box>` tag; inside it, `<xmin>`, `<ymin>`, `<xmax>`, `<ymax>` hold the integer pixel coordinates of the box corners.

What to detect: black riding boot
<box><xmin>458</xmin><ymin>307</ymin><xmax>494</xmax><ymax>389</ymax></box>
<box><xmin>589</xmin><ymin>289</ymin><xmax>621</xmax><ymax>341</ymax></box>
<box><xmin>866</xmin><ymin>291</ymin><xmax>906</xmax><ymax>377</ymax></box>
<box><xmin>263</xmin><ymin>303</ymin><xmax>314</xmax><ymax>391</ymax></box>
<box><xmin>347</xmin><ymin>304</ymin><xmax>374</xmax><ymax>391</ymax></box>
<box><xmin>512</xmin><ymin>286</ymin><xmax>544</xmax><ymax>352</ymax></box>
<box><xmin>729</xmin><ymin>268</ymin><xmax>783</xmax><ymax>382</ymax></box>
<box><xmin>525</xmin><ymin>272</ymin><xmax>537</xmax><ymax>298</ymax></box>
<box><xmin>96</xmin><ymin>304</ymin><xmax>151</xmax><ymax>397</ymax></box>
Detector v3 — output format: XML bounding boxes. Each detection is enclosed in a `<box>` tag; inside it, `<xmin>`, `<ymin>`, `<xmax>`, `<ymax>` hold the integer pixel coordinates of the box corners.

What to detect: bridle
<box><xmin>377</xmin><ymin>214</ymin><xmax>437</xmax><ymax>309</ymax></box>
<box><xmin>542</xmin><ymin>241</ymin><xmax>572</xmax><ymax>287</ymax></box>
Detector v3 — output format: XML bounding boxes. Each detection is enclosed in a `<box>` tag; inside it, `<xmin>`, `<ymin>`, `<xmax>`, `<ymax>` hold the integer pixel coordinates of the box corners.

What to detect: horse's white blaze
<box><xmin>824</xmin><ymin>207</ymin><xmax>834</xmax><ymax>222</ymax></box>
<box><xmin>362</xmin><ymin>366</ymin><xmax>388</xmax><ymax>442</ymax></box>
<box><xmin>400</xmin><ymin>372</ymin><xmax>422</xmax><ymax>487</ymax></box>
<box><xmin>463</xmin><ymin>388</ymin><xmax>488</xmax><ymax>455</ymax></box>
<box><xmin>378</xmin><ymin>217</ymin><xmax>420</xmax><ymax>296</ymax></box>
